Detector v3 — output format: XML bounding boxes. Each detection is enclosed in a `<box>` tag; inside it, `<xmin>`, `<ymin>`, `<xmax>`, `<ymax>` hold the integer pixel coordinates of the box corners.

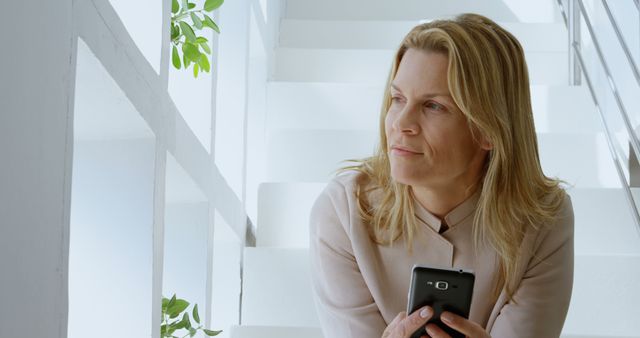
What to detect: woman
<box><xmin>308</xmin><ymin>13</ymin><xmax>574</xmax><ymax>338</ymax></box>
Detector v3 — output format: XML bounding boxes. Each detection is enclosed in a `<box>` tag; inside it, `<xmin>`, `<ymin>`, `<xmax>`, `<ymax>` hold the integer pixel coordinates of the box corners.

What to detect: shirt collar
<box><xmin>412</xmin><ymin>187</ymin><xmax>482</xmax><ymax>233</ymax></box>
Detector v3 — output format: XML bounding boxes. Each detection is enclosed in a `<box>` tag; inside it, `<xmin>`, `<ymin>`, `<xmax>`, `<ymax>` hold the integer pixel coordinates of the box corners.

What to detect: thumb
<box><xmin>391</xmin><ymin>311</ymin><xmax>407</xmax><ymax>325</ymax></box>
<box><xmin>401</xmin><ymin>306</ymin><xmax>433</xmax><ymax>337</ymax></box>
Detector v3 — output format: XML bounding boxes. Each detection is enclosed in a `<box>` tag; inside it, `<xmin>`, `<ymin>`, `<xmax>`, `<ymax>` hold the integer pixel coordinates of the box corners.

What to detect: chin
<box><xmin>390</xmin><ymin>166</ymin><xmax>423</xmax><ymax>186</ymax></box>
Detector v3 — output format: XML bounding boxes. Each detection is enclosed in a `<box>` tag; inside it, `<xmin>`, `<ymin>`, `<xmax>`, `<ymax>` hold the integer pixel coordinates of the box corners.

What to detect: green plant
<box><xmin>170</xmin><ymin>0</ymin><xmax>224</xmax><ymax>78</ymax></box>
<box><xmin>162</xmin><ymin>294</ymin><xmax>222</xmax><ymax>337</ymax></box>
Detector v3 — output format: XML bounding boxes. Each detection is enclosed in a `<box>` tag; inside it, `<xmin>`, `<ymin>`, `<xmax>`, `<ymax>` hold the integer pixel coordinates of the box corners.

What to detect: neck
<box><xmin>411</xmin><ymin>149</ymin><xmax>489</xmax><ymax>219</ymax></box>
<box><xmin>411</xmin><ymin>180</ymin><xmax>481</xmax><ymax>219</ymax></box>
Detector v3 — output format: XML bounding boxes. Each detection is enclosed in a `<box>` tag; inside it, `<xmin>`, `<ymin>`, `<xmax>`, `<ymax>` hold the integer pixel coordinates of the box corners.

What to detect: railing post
<box><xmin>631</xmin><ymin>125</ymin><xmax>640</xmax><ymax>187</ymax></box>
<box><xmin>568</xmin><ymin>0</ymin><xmax>581</xmax><ymax>85</ymax></box>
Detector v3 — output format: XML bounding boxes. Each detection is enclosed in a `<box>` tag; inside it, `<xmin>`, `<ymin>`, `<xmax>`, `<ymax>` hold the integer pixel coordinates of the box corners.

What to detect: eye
<box><xmin>390</xmin><ymin>96</ymin><xmax>405</xmax><ymax>105</ymax></box>
<box><xmin>425</xmin><ymin>101</ymin><xmax>446</xmax><ymax>112</ymax></box>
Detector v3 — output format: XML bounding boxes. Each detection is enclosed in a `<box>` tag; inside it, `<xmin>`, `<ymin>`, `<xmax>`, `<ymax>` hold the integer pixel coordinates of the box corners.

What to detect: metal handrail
<box><xmin>601</xmin><ymin>0</ymin><xmax>640</xmax><ymax>84</ymax></box>
<box><xmin>574</xmin><ymin>0</ymin><xmax>640</xmax><ymax>176</ymax></box>
<box><xmin>557</xmin><ymin>0</ymin><xmax>568</xmax><ymax>26</ymax></box>
<box><xmin>572</xmin><ymin>42</ymin><xmax>640</xmax><ymax>235</ymax></box>
<box><xmin>568</xmin><ymin>0</ymin><xmax>581</xmax><ymax>84</ymax></box>
<box><xmin>556</xmin><ymin>0</ymin><xmax>640</xmax><ymax>234</ymax></box>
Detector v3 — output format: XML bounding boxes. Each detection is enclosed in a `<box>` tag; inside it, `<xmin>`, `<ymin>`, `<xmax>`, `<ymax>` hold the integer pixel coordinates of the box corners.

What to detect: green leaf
<box><xmin>198</xmin><ymin>54</ymin><xmax>210</xmax><ymax>73</ymax></box>
<box><xmin>168</xmin><ymin>294</ymin><xmax>177</xmax><ymax>309</ymax></box>
<box><xmin>203</xmin><ymin>14</ymin><xmax>220</xmax><ymax>33</ymax></box>
<box><xmin>182</xmin><ymin>313</ymin><xmax>192</xmax><ymax>329</ymax></box>
<box><xmin>193</xmin><ymin>63</ymin><xmax>200</xmax><ymax>77</ymax></box>
<box><xmin>190</xmin><ymin>12</ymin><xmax>203</xmax><ymax>29</ymax></box>
<box><xmin>182</xmin><ymin>42</ymin><xmax>200</xmax><ymax>62</ymax></box>
<box><xmin>183</xmin><ymin>53</ymin><xmax>190</xmax><ymax>68</ymax></box>
<box><xmin>193</xmin><ymin>304</ymin><xmax>201</xmax><ymax>324</ymax></box>
<box><xmin>162</xmin><ymin>297</ymin><xmax>170</xmax><ymax>312</ymax></box>
<box><xmin>189</xmin><ymin>328</ymin><xmax>197</xmax><ymax>337</ymax></box>
<box><xmin>171</xmin><ymin>24</ymin><xmax>179</xmax><ymax>40</ymax></box>
<box><xmin>179</xmin><ymin>21</ymin><xmax>196</xmax><ymax>42</ymax></box>
<box><xmin>196</xmin><ymin>37</ymin><xmax>210</xmax><ymax>54</ymax></box>
<box><xmin>169</xmin><ymin>318</ymin><xmax>183</xmax><ymax>331</ymax></box>
<box><xmin>171</xmin><ymin>0</ymin><xmax>179</xmax><ymax>14</ymax></box>
<box><xmin>161</xmin><ymin>324</ymin><xmax>167</xmax><ymax>335</ymax></box>
<box><xmin>203</xmin><ymin>329</ymin><xmax>223</xmax><ymax>336</ymax></box>
<box><xmin>168</xmin><ymin>299</ymin><xmax>190</xmax><ymax>318</ymax></box>
<box><xmin>187</xmin><ymin>2</ymin><xmax>196</xmax><ymax>9</ymax></box>
<box><xmin>172</xmin><ymin>45</ymin><xmax>181</xmax><ymax>69</ymax></box>
<box><xmin>199</xmin><ymin>41</ymin><xmax>211</xmax><ymax>54</ymax></box>
<box><xmin>204</xmin><ymin>0</ymin><xmax>224</xmax><ymax>11</ymax></box>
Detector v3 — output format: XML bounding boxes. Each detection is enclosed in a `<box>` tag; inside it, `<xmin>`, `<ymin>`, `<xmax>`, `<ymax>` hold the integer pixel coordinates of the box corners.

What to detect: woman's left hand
<box><xmin>425</xmin><ymin>311</ymin><xmax>491</xmax><ymax>338</ymax></box>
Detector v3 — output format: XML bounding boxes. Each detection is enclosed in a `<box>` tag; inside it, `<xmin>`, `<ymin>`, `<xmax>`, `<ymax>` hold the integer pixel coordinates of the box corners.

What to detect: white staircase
<box><xmin>233</xmin><ymin>1</ymin><xmax>640</xmax><ymax>337</ymax></box>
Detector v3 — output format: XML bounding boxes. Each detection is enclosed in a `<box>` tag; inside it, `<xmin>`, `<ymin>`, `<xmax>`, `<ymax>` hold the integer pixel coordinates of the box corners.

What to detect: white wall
<box><xmin>68</xmin><ymin>138</ymin><xmax>155</xmax><ymax>338</ymax></box>
<box><xmin>164</xmin><ymin>202</ymin><xmax>209</xmax><ymax>337</ymax></box>
<box><xmin>168</xmin><ymin>0</ymin><xmax>218</xmax><ymax>152</ymax></box>
<box><xmin>211</xmin><ymin>210</ymin><xmax>243</xmax><ymax>338</ymax></box>
<box><xmin>0</xmin><ymin>1</ymin><xmax>74</xmax><ymax>337</ymax></box>
<box><xmin>245</xmin><ymin>0</ymin><xmax>286</xmax><ymax>224</ymax></box>
<box><xmin>69</xmin><ymin>34</ymin><xmax>159</xmax><ymax>337</ymax></box>
<box><xmin>215</xmin><ymin>0</ymin><xmax>251</xmax><ymax>201</ymax></box>
<box><xmin>109</xmin><ymin>0</ymin><xmax>162</xmax><ymax>73</ymax></box>
<box><xmin>164</xmin><ymin>153</ymin><xmax>210</xmax><ymax>337</ymax></box>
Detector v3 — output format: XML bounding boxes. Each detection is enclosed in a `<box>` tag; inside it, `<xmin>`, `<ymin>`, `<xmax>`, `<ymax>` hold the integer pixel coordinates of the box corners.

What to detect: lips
<box><xmin>390</xmin><ymin>145</ymin><xmax>423</xmax><ymax>154</ymax></box>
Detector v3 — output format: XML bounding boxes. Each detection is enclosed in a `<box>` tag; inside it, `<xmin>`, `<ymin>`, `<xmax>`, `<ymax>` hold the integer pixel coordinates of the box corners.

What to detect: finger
<box><xmin>440</xmin><ymin>311</ymin><xmax>484</xmax><ymax>336</ymax></box>
<box><xmin>391</xmin><ymin>311</ymin><xmax>407</xmax><ymax>325</ymax></box>
<box><xmin>401</xmin><ymin>306</ymin><xmax>433</xmax><ymax>336</ymax></box>
<box><xmin>425</xmin><ymin>323</ymin><xmax>451</xmax><ymax>338</ymax></box>
<box><xmin>383</xmin><ymin>312</ymin><xmax>409</xmax><ymax>338</ymax></box>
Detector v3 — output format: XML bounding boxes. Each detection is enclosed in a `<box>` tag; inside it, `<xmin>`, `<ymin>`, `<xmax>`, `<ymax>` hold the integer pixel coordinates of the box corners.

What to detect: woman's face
<box><xmin>385</xmin><ymin>48</ymin><xmax>490</xmax><ymax>189</ymax></box>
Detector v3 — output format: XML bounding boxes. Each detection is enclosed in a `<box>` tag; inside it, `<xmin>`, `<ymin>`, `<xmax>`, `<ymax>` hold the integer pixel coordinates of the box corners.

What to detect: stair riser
<box><xmin>280</xmin><ymin>20</ymin><xmax>567</xmax><ymax>52</ymax></box>
<box><xmin>266</xmin><ymin>131</ymin><xmax>621</xmax><ymax>188</ymax></box>
<box><xmin>241</xmin><ymin>248</ymin><xmax>640</xmax><ymax>336</ymax></box>
<box><xmin>284</xmin><ymin>0</ymin><xmax>561</xmax><ymax>22</ymax></box>
<box><xmin>275</xmin><ymin>49</ymin><xmax>568</xmax><ymax>85</ymax></box>
<box><xmin>267</xmin><ymin>83</ymin><xmax>602</xmax><ymax>133</ymax></box>
<box><xmin>257</xmin><ymin>183</ymin><xmax>640</xmax><ymax>255</ymax></box>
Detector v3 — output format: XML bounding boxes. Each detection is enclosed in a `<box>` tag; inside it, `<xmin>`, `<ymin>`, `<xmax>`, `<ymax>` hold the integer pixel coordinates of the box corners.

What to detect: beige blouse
<box><xmin>309</xmin><ymin>170</ymin><xmax>574</xmax><ymax>338</ymax></box>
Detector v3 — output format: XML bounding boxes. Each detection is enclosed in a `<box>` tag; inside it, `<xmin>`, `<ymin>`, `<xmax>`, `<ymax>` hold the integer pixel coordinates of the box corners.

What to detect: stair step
<box><xmin>241</xmin><ymin>248</ymin><xmax>319</xmax><ymax>327</ymax></box>
<box><xmin>266</xmin><ymin>83</ymin><xmax>601</xmax><ymax>133</ymax></box>
<box><xmin>284</xmin><ymin>0</ymin><xmax>561</xmax><ymax>22</ymax></box>
<box><xmin>240</xmin><ymin>247</ymin><xmax>640</xmax><ymax>336</ymax></box>
<box><xmin>257</xmin><ymin>182</ymin><xmax>640</xmax><ymax>255</ymax></box>
<box><xmin>230</xmin><ymin>326</ymin><xmax>324</xmax><ymax>338</ymax></box>
<box><xmin>274</xmin><ymin>48</ymin><xmax>568</xmax><ymax>85</ymax></box>
<box><xmin>280</xmin><ymin>20</ymin><xmax>567</xmax><ymax>52</ymax></box>
<box><xmin>229</xmin><ymin>325</ymin><xmax>638</xmax><ymax>338</ymax></box>
<box><xmin>566</xmin><ymin>254</ymin><xmax>640</xmax><ymax>337</ymax></box>
<box><xmin>265</xmin><ymin>130</ymin><xmax>621</xmax><ymax>187</ymax></box>
<box><xmin>257</xmin><ymin>183</ymin><xmax>325</xmax><ymax>247</ymax></box>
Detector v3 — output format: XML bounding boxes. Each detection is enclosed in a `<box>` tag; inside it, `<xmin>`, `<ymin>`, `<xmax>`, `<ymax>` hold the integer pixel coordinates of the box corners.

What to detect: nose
<box><xmin>392</xmin><ymin>104</ymin><xmax>420</xmax><ymax>135</ymax></box>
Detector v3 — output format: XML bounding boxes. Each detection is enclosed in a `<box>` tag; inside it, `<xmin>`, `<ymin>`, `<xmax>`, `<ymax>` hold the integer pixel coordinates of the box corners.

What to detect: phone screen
<box><xmin>406</xmin><ymin>265</ymin><xmax>475</xmax><ymax>338</ymax></box>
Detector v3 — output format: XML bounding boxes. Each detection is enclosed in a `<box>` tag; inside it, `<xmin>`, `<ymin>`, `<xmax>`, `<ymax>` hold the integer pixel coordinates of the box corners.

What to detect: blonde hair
<box><xmin>340</xmin><ymin>13</ymin><xmax>568</xmax><ymax>303</ymax></box>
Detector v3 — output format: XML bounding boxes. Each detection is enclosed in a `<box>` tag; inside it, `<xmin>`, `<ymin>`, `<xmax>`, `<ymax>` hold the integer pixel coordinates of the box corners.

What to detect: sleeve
<box><xmin>489</xmin><ymin>194</ymin><xmax>575</xmax><ymax>338</ymax></box>
<box><xmin>308</xmin><ymin>179</ymin><xmax>387</xmax><ymax>338</ymax></box>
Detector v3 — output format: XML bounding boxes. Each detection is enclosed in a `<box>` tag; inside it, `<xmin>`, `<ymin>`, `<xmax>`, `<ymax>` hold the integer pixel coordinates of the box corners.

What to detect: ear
<box><xmin>479</xmin><ymin>135</ymin><xmax>493</xmax><ymax>151</ymax></box>
<box><xmin>481</xmin><ymin>142</ymin><xmax>493</xmax><ymax>151</ymax></box>
<box><xmin>468</xmin><ymin>122</ymin><xmax>493</xmax><ymax>151</ymax></box>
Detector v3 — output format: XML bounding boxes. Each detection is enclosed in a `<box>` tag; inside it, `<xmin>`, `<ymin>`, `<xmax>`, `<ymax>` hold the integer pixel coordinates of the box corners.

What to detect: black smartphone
<box><xmin>406</xmin><ymin>264</ymin><xmax>475</xmax><ymax>338</ymax></box>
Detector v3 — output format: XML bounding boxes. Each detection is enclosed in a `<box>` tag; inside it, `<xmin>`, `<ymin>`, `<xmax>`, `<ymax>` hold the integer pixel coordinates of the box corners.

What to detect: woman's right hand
<box><xmin>382</xmin><ymin>306</ymin><xmax>433</xmax><ymax>338</ymax></box>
